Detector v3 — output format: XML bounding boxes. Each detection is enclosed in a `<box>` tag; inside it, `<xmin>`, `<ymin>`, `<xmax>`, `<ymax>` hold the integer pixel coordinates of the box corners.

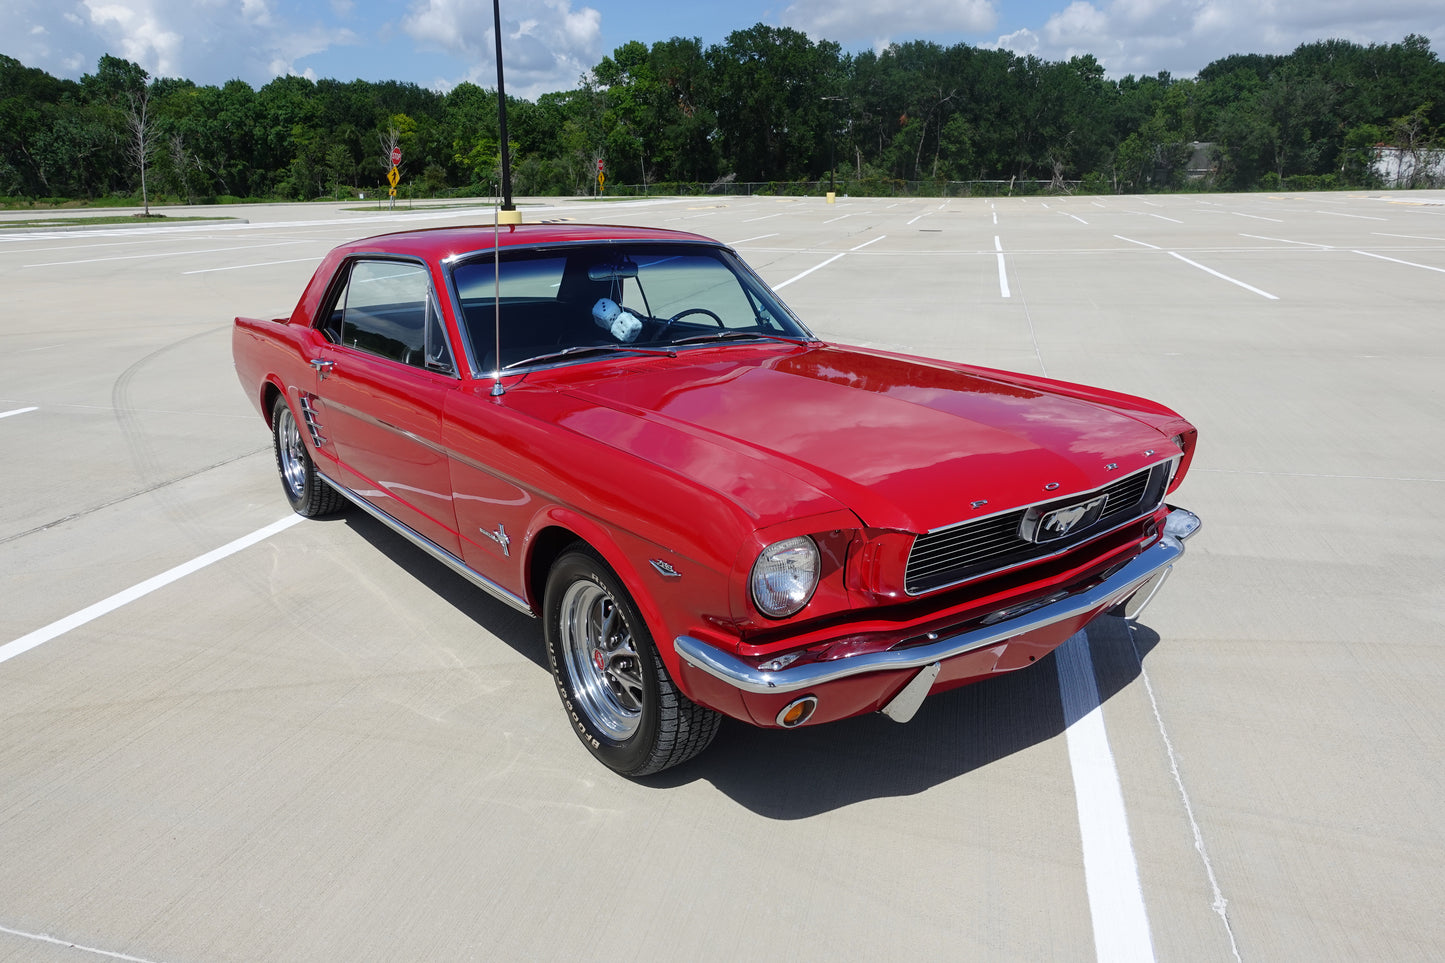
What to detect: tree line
<box><xmin>2</xmin><ymin>28</ymin><xmax>1442</xmax><ymax>205</ymax></box>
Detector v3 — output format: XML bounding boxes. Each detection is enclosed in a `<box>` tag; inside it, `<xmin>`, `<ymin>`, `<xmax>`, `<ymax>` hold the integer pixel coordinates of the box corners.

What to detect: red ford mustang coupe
<box><xmin>233</xmin><ymin>223</ymin><xmax>1200</xmax><ymax>776</ymax></box>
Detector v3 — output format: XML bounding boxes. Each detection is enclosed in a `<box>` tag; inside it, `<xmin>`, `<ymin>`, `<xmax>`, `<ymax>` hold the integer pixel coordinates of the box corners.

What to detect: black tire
<box><xmin>544</xmin><ymin>546</ymin><xmax>721</xmax><ymax>776</ymax></box>
<box><xmin>271</xmin><ymin>394</ymin><xmax>346</xmax><ymax>517</ymax></box>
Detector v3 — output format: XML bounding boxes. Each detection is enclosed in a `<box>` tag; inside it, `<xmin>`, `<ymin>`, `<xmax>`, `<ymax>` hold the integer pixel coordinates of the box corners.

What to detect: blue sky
<box><xmin>4</xmin><ymin>0</ymin><xmax>1442</xmax><ymax>98</ymax></box>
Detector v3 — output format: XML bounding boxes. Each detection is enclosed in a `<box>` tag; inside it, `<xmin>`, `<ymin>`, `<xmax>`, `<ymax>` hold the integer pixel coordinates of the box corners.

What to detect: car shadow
<box><xmin>341</xmin><ymin>510</ymin><xmax>1164</xmax><ymax>819</ymax></box>
<box><xmin>341</xmin><ymin>512</ymin><xmax>548</xmax><ymax>671</ymax></box>
<box><xmin>645</xmin><ymin>617</ymin><xmax>1162</xmax><ymax>817</ymax></box>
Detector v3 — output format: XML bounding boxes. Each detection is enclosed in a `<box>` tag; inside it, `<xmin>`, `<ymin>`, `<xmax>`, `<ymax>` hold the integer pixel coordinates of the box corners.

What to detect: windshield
<box><xmin>448</xmin><ymin>242</ymin><xmax>813</xmax><ymax>374</ymax></box>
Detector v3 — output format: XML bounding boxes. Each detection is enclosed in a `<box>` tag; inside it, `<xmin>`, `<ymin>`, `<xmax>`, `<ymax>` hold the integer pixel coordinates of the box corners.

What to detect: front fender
<box><xmin>524</xmin><ymin>505</ymin><xmax>734</xmax><ymax>697</ymax></box>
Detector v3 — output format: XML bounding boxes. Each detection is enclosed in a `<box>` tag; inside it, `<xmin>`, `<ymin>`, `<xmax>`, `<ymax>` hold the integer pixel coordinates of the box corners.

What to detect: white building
<box><xmin>1372</xmin><ymin>145</ymin><xmax>1445</xmax><ymax>188</ymax></box>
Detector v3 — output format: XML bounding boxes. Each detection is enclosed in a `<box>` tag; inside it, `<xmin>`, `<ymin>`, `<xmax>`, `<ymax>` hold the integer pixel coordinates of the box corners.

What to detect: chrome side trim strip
<box><xmin>675</xmin><ymin>516</ymin><xmax>1194</xmax><ymax>696</ymax></box>
<box><xmin>318</xmin><ymin>473</ymin><xmax>534</xmax><ymax>616</ymax></box>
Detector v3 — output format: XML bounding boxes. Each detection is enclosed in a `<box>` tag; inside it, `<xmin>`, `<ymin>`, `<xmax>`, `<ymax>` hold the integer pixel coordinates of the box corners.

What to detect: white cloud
<box><xmin>2</xmin><ymin>0</ymin><xmax>1440</xmax><ymax>97</ymax></box>
<box><xmin>403</xmin><ymin>0</ymin><xmax>601</xmax><ymax>97</ymax></box>
<box><xmin>995</xmin><ymin>0</ymin><xmax>1443</xmax><ymax>77</ymax></box>
<box><xmin>2</xmin><ymin>0</ymin><xmax>358</xmax><ymax>86</ymax></box>
<box><xmin>995</xmin><ymin>27</ymin><xmax>1041</xmax><ymax>57</ymax></box>
<box><xmin>84</xmin><ymin>2</ymin><xmax>184</xmax><ymax>76</ymax></box>
<box><xmin>1043</xmin><ymin>1</ymin><xmax>1109</xmax><ymax>47</ymax></box>
<box><xmin>783</xmin><ymin>0</ymin><xmax>998</xmax><ymax>44</ymax></box>
<box><xmin>239</xmin><ymin>0</ymin><xmax>275</xmax><ymax>28</ymax></box>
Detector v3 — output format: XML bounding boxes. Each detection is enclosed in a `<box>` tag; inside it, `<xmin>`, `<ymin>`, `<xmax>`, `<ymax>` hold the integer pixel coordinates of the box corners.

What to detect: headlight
<box><xmin>1170</xmin><ymin>433</ymin><xmax>1187</xmax><ymax>451</ymax></box>
<box><xmin>750</xmin><ymin>536</ymin><xmax>820</xmax><ymax>618</ymax></box>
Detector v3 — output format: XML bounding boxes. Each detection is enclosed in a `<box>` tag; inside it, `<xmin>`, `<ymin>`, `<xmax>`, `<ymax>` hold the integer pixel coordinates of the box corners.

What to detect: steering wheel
<box><xmin>659</xmin><ymin>307</ymin><xmax>725</xmax><ymax>332</ymax></box>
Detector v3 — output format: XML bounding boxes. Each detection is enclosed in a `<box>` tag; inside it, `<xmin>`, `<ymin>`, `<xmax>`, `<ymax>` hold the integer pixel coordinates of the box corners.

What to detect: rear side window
<box><xmin>322</xmin><ymin>259</ymin><xmax>452</xmax><ymax>372</ymax></box>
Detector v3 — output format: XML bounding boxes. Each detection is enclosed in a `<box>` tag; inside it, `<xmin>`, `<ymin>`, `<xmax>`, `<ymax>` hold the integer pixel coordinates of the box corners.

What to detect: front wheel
<box><xmin>544</xmin><ymin>546</ymin><xmax>720</xmax><ymax>776</ymax></box>
<box><xmin>271</xmin><ymin>394</ymin><xmax>345</xmax><ymax>517</ymax></box>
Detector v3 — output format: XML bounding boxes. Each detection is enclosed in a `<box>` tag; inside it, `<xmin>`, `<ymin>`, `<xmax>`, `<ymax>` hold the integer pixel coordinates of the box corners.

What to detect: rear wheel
<box><xmin>272</xmin><ymin>394</ymin><xmax>345</xmax><ymax>517</ymax></box>
<box><xmin>544</xmin><ymin>546</ymin><xmax>720</xmax><ymax>776</ymax></box>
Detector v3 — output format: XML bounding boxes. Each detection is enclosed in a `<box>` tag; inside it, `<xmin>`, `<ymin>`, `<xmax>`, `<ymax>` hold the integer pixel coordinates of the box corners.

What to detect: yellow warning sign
<box><xmin>387</xmin><ymin>166</ymin><xmax>400</xmax><ymax>187</ymax></box>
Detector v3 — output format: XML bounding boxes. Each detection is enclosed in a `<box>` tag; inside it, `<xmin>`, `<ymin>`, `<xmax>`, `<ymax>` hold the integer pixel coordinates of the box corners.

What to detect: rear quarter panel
<box><xmin>232</xmin><ymin>316</ymin><xmax>310</xmax><ymax>423</ymax></box>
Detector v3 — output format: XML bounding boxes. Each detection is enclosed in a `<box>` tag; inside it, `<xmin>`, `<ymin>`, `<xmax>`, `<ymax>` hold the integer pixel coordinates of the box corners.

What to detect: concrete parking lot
<box><xmin>2</xmin><ymin>190</ymin><xmax>1442</xmax><ymax>961</ymax></box>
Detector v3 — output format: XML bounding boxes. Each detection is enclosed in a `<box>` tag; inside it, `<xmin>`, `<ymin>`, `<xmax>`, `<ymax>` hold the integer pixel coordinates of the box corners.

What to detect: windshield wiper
<box><xmin>502</xmin><ymin>343</ymin><xmax>676</xmax><ymax>371</ymax></box>
<box><xmin>667</xmin><ymin>330</ymin><xmax>795</xmax><ymax>347</ymax></box>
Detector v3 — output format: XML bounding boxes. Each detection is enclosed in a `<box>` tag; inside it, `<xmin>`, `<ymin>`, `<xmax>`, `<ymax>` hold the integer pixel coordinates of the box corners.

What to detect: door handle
<box><xmin>309</xmin><ymin>358</ymin><xmax>336</xmax><ymax>378</ymax></box>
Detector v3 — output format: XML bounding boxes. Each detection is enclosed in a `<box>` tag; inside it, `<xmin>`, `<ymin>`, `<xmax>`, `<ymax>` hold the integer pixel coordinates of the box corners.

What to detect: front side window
<box><xmin>323</xmin><ymin>259</ymin><xmax>453</xmax><ymax>373</ymax></box>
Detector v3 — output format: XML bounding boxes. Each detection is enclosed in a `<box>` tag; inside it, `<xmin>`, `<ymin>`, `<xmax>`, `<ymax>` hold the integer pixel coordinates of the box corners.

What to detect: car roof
<box><xmin>332</xmin><ymin>222</ymin><xmax>722</xmax><ymax>261</ymax></box>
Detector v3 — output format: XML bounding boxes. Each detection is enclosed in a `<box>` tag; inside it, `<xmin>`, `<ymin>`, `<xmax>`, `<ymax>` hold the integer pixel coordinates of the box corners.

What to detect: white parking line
<box><xmin>1113</xmin><ymin>237</ymin><xmax>1280</xmax><ymax>298</ymax></box>
<box><xmin>0</xmin><ymin>516</ymin><xmax>303</xmax><ymax>666</ymax></box>
<box><xmin>1353</xmin><ymin>250</ymin><xmax>1445</xmax><ymax>274</ymax></box>
<box><xmin>995</xmin><ymin>236</ymin><xmax>1011</xmax><ymax>298</ymax></box>
<box><xmin>25</xmin><ymin>240</ymin><xmax>312</xmax><ymax>269</ymax></box>
<box><xmin>1199</xmin><ymin>466</ymin><xmax>1445</xmax><ymax>483</ymax></box>
<box><xmin>1239</xmin><ymin>233</ymin><xmax>1330</xmax><ymax>249</ymax></box>
<box><xmin>773</xmin><ymin>236</ymin><xmax>887</xmax><ymax>290</ymax></box>
<box><xmin>0</xmin><ymin>406</ymin><xmax>39</xmax><ymax>419</ymax></box>
<box><xmin>1315</xmin><ymin>210</ymin><xmax>1387</xmax><ymax>221</ymax></box>
<box><xmin>1169</xmin><ymin>252</ymin><xmax>1278</xmax><ymax>300</ymax></box>
<box><xmin>726</xmin><ymin>233</ymin><xmax>779</xmax><ymax>246</ymax></box>
<box><xmin>183</xmin><ymin>256</ymin><xmax>324</xmax><ymax>275</ymax></box>
<box><xmin>0</xmin><ymin>923</ymin><xmax>169</xmax><ymax>963</ymax></box>
<box><xmin>774</xmin><ymin>253</ymin><xmax>846</xmax><ymax>289</ymax></box>
<box><xmin>1057</xmin><ymin>631</ymin><xmax>1156</xmax><ymax>962</ymax></box>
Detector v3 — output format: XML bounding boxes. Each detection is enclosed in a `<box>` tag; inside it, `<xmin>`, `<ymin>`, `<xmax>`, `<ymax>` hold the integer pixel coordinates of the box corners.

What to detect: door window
<box><xmin>323</xmin><ymin>259</ymin><xmax>453</xmax><ymax>373</ymax></box>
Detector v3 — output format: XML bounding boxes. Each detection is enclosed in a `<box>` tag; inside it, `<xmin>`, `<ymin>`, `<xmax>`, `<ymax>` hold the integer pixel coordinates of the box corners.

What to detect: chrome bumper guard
<box><xmin>674</xmin><ymin>507</ymin><xmax>1200</xmax><ymax>717</ymax></box>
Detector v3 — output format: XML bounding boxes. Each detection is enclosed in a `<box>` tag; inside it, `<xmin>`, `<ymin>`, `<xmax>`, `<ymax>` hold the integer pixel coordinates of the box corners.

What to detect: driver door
<box><xmin>310</xmin><ymin>257</ymin><xmax>463</xmax><ymax>555</ymax></box>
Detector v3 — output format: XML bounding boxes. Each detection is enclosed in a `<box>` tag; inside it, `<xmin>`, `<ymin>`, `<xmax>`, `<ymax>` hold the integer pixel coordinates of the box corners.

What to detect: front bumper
<box><xmin>674</xmin><ymin>506</ymin><xmax>1200</xmax><ymax>725</ymax></box>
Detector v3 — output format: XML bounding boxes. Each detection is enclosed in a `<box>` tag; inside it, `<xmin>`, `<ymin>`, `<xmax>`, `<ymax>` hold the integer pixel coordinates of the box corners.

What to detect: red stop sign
<box><xmin>390</xmin><ymin>147</ymin><xmax>402</xmax><ymax>166</ymax></box>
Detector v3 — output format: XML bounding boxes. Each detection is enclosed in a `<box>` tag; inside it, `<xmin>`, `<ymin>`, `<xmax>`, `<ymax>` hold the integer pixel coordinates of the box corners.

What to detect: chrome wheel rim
<box><xmin>277</xmin><ymin>407</ymin><xmax>308</xmax><ymax>499</ymax></box>
<box><xmin>559</xmin><ymin>580</ymin><xmax>644</xmax><ymax>740</ymax></box>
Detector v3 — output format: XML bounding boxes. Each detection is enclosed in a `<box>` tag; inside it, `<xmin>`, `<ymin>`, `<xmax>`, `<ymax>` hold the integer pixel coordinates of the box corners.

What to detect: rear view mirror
<box><xmin>588</xmin><ymin>261</ymin><xmax>638</xmax><ymax>281</ymax></box>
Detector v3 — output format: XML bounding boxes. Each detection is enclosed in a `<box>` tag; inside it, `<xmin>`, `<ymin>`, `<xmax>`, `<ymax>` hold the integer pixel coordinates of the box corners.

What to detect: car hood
<box><xmin>549</xmin><ymin>344</ymin><xmax>1175</xmax><ymax>533</ymax></box>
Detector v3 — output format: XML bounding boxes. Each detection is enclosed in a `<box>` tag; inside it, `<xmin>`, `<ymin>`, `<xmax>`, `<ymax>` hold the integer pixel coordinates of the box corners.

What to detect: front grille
<box><xmin>904</xmin><ymin>461</ymin><xmax>1172</xmax><ymax>595</ymax></box>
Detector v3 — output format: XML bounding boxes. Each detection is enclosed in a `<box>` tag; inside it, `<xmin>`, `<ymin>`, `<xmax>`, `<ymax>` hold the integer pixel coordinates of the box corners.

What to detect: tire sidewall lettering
<box><xmin>544</xmin><ymin>549</ymin><xmax>656</xmax><ymax>772</ymax></box>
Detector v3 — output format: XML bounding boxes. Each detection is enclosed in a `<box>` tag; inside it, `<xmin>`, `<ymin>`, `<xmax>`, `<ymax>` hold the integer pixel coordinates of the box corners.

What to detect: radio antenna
<box><xmin>490</xmin><ymin>210</ymin><xmax>504</xmax><ymax>396</ymax></box>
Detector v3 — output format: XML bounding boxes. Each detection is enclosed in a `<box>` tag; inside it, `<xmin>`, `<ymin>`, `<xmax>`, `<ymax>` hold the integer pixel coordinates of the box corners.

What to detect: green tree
<box><xmin>707</xmin><ymin>24</ymin><xmax>842</xmax><ymax>181</ymax></box>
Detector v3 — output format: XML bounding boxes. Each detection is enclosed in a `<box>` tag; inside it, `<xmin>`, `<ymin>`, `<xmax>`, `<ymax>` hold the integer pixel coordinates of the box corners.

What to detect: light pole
<box><xmin>821</xmin><ymin>95</ymin><xmax>843</xmax><ymax>203</ymax></box>
<box><xmin>493</xmin><ymin>0</ymin><xmax>521</xmax><ymax>223</ymax></box>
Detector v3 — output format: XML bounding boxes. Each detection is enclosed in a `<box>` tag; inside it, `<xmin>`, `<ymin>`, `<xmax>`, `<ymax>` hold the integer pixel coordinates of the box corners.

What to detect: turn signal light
<box><xmin>777</xmin><ymin>696</ymin><xmax>819</xmax><ymax>728</ymax></box>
